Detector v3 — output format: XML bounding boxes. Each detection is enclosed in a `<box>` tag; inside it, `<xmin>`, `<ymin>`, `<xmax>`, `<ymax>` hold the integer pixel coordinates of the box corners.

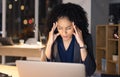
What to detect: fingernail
<box><xmin>53</xmin><ymin>23</ymin><xmax>55</xmax><ymax>26</ymax></box>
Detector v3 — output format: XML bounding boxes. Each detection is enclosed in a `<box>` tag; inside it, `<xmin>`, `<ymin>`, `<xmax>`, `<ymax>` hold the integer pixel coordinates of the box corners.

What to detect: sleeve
<box><xmin>40</xmin><ymin>41</ymin><xmax>55</xmax><ymax>62</ymax></box>
<box><xmin>82</xmin><ymin>34</ymin><xmax>96</xmax><ymax>76</ymax></box>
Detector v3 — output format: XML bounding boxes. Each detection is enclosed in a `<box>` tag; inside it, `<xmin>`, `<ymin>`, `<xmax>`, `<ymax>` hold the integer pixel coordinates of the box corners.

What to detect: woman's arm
<box><xmin>72</xmin><ymin>23</ymin><xmax>87</xmax><ymax>61</ymax></box>
<box><xmin>72</xmin><ymin>23</ymin><xmax>96</xmax><ymax>76</ymax></box>
<box><xmin>82</xmin><ymin>35</ymin><xmax>96</xmax><ymax>76</ymax></box>
<box><xmin>40</xmin><ymin>23</ymin><xmax>59</xmax><ymax>61</ymax></box>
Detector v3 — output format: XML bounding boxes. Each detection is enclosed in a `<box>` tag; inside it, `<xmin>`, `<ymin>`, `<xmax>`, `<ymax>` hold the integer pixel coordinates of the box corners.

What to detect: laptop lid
<box><xmin>16</xmin><ymin>60</ymin><xmax>85</xmax><ymax>77</ymax></box>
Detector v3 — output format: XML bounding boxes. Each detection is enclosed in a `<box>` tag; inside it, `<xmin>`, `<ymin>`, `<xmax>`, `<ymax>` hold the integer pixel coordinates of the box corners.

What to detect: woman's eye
<box><xmin>58</xmin><ymin>27</ymin><xmax>62</xmax><ymax>30</ymax></box>
<box><xmin>66</xmin><ymin>27</ymin><xmax>71</xmax><ymax>30</ymax></box>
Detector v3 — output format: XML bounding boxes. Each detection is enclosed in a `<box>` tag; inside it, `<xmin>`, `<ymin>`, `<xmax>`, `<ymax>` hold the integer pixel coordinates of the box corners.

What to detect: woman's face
<box><xmin>57</xmin><ymin>17</ymin><xmax>74</xmax><ymax>41</ymax></box>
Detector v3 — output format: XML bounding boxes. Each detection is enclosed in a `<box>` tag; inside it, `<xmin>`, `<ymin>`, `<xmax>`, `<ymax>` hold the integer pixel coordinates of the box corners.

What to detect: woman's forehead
<box><xmin>57</xmin><ymin>16</ymin><xmax>70</xmax><ymax>21</ymax></box>
<box><xmin>57</xmin><ymin>24</ymin><xmax>73</xmax><ymax>28</ymax></box>
<box><xmin>57</xmin><ymin>17</ymin><xmax>72</xmax><ymax>26</ymax></box>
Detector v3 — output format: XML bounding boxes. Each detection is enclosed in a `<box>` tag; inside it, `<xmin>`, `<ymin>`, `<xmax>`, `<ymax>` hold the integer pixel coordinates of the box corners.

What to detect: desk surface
<box><xmin>0</xmin><ymin>65</ymin><xmax>19</xmax><ymax>77</ymax></box>
<box><xmin>0</xmin><ymin>44</ymin><xmax>45</xmax><ymax>49</ymax></box>
<box><xmin>0</xmin><ymin>44</ymin><xmax>45</xmax><ymax>57</ymax></box>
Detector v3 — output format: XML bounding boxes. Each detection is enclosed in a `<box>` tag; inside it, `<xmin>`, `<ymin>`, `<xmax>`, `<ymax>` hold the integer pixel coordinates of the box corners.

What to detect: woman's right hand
<box><xmin>47</xmin><ymin>22</ymin><xmax>60</xmax><ymax>46</ymax></box>
<box><xmin>45</xmin><ymin>23</ymin><xmax>59</xmax><ymax>59</ymax></box>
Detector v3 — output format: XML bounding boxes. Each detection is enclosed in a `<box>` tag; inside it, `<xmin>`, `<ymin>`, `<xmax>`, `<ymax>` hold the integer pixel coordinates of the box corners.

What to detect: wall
<box><xmin>110</xmin><ymin>0</ymin><xmax>120</xmax><ymax>3</ymax></box>
<box><xmin>91</xmin><ymin>0</ymin><xmax>109</xmax><ymax>56</ymax></box>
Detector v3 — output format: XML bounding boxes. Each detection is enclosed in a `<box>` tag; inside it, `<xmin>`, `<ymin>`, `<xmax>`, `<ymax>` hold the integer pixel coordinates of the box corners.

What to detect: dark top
<box><xmin>48</xmin><ymin>34</ymin><xmax>96</xmax><ymax>76</ymax></box>
<box><xmin>57</xmin><ymin>36</ymin><xmax>75</xmax><ymax>63</ymax></box>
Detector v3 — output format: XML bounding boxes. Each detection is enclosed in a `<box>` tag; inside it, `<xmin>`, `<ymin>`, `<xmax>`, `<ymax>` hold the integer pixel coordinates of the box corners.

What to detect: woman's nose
<box><xmin>62</xmin><ymin>29</ymin><xmax>67</xmax><ymax>34</ymax></box>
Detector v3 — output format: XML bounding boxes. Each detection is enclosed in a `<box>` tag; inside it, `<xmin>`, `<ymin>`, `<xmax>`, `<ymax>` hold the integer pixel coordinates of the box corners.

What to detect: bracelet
<box><xmin>80</xmin><ymin>45</ymin><xmax>87</xmax><ymax>49</ymax></box>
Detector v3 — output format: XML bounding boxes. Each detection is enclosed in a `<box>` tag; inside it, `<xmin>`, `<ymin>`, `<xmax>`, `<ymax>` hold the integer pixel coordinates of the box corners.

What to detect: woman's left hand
<box><xmin>72</xmin><ymin>22</ymin><xmax>87</xmax><ymax>61</ymax></box>
<box><xmin>72</xmin><ymin>22</ymin><xmax>85</xmax><ymax>46</ymax></box>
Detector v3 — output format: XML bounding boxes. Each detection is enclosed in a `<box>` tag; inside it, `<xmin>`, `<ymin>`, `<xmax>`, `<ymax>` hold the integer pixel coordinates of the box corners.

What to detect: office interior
<box><xmin>0</xmin><ymin>0</ymin><xmax>120</xmax><ymax>77</ymax></box>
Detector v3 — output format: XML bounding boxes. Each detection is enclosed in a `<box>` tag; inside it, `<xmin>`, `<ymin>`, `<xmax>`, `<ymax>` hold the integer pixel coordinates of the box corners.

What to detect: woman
<box><xmin>41</xmin><ymin>3</ymin><xmax>96</xmax><ymax>76</ymax></box>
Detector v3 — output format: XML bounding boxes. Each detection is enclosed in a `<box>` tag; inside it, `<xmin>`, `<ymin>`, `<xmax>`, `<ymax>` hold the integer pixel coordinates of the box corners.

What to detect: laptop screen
<box><xmin>16</xmin><ymin>60</ymin><xmax>85</xmax><ymax>77</ymax></box>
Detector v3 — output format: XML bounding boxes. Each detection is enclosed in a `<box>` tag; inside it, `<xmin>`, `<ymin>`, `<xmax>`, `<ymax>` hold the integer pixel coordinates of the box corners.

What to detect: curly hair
<box><xmin>47</xmin><ymin>3</ymin><xmax>89</xmax><ymax>38</ymax></box>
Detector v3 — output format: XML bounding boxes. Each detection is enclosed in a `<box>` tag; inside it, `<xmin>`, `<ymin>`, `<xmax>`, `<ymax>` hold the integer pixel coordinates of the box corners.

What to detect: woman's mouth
<box><xmin>63</xmin><ymin>36</ymin><xmax>68</xmax><ymax>38</ymax></box>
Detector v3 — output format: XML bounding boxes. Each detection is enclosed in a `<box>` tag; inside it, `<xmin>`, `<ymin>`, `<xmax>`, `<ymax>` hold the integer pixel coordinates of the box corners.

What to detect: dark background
<box><xmin>109</xmin><ymin>3</ymin><xmax>120</xmax><ymax>24</ymax></box>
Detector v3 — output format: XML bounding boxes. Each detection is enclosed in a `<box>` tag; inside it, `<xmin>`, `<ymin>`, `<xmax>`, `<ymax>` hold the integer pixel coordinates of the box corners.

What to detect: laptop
<box><xmin>16</xmin><ymin>60</ymin><xmax>86</xmax><ymax>77</ymax></box>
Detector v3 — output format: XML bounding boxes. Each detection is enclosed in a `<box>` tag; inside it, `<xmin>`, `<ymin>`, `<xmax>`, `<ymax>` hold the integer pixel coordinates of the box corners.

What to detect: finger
<box><xmin>51</xmin><ymin>23</ymin><xmax>56</xmax><ymax>33</ymax></box>
<box><xmin>53</xmin><ymin>22</ymin><xmax>57</xmax><ymax>31</ymax></box>
<box><xmin>72</xmin><ymin>22</ymin><xmax>78</xmax><ymax>34</ymax></box>
<box><xmin>76</xmin><ymin>27</ymin><xmax>82</xmax><ymax>34</ymax></box>
<box><xmin>55</xmin><ymin>22</ymin><xmax>58</xmax><ymax>26</ymax></box>
<box><xmin>73</xmin><ymin>32</ymin><xmax>76</xmax><ymax>36</ymax></box>
<box><xmin>55</xmin><ymin>22</ymin><xmax>58</xmax><ymax>30</ymax></box>
<box><xmin>55</xmin><ymin>33</ymin><xmax>60</xmax><ymax>37</ymax></box>
<box><xmin>54</xmin><ymin>33</ymin><xmax>60</xmax><ymax>40</ymax></box>
<box><xmin>52</xmin><ymin>23</ymin><xmax>56</xmax><ymax>30</ymax></box>
<box><xmin>72</xmin><ymin>22</ymin><xmax>82</xmax><ymax>34</ymax></box>
<box><xmin>51</xmin><ymin>23</ymin><xmax>54</xmax><ymax>31</ymax></box>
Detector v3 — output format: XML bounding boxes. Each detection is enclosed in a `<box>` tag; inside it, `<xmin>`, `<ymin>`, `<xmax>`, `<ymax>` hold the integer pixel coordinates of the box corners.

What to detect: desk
<box><xmin>0</xmin><ymin>44</ymin><xmax>45</xmax><ymax>64</ymax></box>
<box><xmin>0</xmin><ymin>65</ymin><xmax>19</xmax><ymax>77</ymax></box>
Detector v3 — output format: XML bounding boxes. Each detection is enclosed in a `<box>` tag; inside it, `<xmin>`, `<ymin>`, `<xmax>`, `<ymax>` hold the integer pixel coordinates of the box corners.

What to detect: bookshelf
<box><xmin>96</xmin><ymin>25</ymin><xmax>120</xmax><ymax>75</ymax></box>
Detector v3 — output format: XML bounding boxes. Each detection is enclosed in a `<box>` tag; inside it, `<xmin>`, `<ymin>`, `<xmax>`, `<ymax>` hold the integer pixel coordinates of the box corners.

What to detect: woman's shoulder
<box><xmin>84</xmin><ymin>33</ymin><xmax>92</xmax><ymax>39</ymax></box>
<box><xmin>84</xmin><ymin>33</ymin><xmax>93</xmax><ymax>43</ymax></box>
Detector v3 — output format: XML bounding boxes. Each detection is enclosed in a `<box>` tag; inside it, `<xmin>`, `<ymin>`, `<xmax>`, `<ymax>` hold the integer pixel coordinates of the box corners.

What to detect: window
<box><xmin>6</xmin><ymin>0</ymin><xmax>35</xmax><ymax>43</ymax></box>
<box><xmin>38</xmin><ymin>0</ymin><xmax>62</xmax><ymax>44</ymax></box>
<box><xmin>3</xmin><ymin>0</ymin><xmax>62</xmax><ymax>44</ymax></box>
<box><xmin>109</xmin><ymin>3</ymin><xmax>120</xmax><ymax>24</ymax></box>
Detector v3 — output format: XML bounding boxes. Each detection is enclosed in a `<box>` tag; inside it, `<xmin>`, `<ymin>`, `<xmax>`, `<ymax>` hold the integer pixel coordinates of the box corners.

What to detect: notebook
<box><xmin>16</xmin><ymin>60</ymin><xmax>86</xmax><ymax>77</ymax></box>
